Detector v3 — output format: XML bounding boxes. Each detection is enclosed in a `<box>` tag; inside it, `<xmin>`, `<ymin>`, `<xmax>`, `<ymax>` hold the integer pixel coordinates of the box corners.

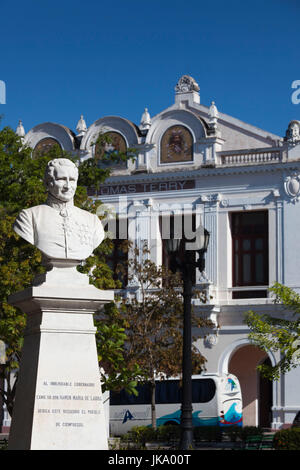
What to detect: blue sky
<box><xmin>0</xmin><ymin>0</ymin><xmax>299</xmax><ymax>138</ymax></box>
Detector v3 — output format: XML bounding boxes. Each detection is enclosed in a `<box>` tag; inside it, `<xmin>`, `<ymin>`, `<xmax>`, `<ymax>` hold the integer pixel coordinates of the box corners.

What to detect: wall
<box><xmin>228</xmin><ymin>345</ymin><xmax>267</xmax><ymax>427</ymax></box>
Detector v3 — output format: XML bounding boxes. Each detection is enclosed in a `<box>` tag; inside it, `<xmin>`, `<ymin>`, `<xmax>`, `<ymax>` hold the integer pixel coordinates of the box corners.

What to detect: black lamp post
<box><xmin>165</xmin><ymin>223</ymin><xmax>210</xmax><ymax>450</ymax></box>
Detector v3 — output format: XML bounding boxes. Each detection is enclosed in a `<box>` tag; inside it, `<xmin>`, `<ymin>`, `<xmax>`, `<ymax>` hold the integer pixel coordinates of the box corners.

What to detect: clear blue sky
<box><xmin>0</xmin><ymin>0</ymin><xmax>299</xmax><ymax>138</ymax></box>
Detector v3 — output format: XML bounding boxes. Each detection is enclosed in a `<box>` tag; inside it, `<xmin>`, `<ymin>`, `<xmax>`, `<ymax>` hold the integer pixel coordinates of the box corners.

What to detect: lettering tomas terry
<box><xmin>91</xmin><ymin>180</ymin><xmax>195</xmax><ymax>196</ymax></box>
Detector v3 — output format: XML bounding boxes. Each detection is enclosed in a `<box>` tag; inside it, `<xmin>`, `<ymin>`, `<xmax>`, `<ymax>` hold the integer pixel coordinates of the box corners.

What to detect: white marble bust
<box><xmin>13</xmin><ymin>158</ymin><xmax>104</xmax><ymax>261</ymax></box>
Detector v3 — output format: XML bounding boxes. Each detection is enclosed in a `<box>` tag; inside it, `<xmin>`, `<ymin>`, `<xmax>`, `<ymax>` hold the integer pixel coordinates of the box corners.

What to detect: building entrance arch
<box><xmin>218</xmin><ymin>338</ymin><xmax>275</xmax><ymax>427</ymax></box>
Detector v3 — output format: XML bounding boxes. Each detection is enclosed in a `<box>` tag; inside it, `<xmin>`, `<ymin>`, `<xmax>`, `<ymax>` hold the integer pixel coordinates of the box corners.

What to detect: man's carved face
<box><xmin>48</xmin><ymin>165</ymin><xmax>78</xmax><ymax>202</ymax></box>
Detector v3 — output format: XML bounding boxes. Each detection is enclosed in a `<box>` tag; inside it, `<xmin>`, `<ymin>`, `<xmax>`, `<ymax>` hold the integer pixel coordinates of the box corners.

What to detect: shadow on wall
<box><xmin>229</xmin><ymin>345</ymin><xmax>272</xmax><ymax>427</ymax></box>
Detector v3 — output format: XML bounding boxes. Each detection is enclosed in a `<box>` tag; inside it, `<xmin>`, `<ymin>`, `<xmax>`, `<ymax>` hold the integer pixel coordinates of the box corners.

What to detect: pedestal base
<box><xmin>7</xmin><ymin>265</ymin><xmax>114</xmax><ymax>450</ymax></box>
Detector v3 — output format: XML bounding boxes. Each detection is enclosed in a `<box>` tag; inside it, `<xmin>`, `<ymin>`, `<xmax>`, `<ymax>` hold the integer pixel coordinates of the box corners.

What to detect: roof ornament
<box><xmin>76</xmin><ymin>115</ymin><xmax>87</xmax><ymax>136</ymax></box>
<box><xmin>209</xmin><ymin>101</ymin><xmax>218</xmax><ymax>120</ymax></box>
<box><xmin>140</xmin><ymin>107</ymin><xmax>151</xmax><ymax>132</ymax></box>
<box><xmin>175</xmin><ymin>75</ymin><xmax>200</xmax><ymax>93</ymax></box>
<box><xmin>285</xmin><ymin>120</ymin><xmax>300</xmax><ymax>145</ymax></box>
<box><xmin>208</xmin><ymin>101</ymin><xmax>219</xmax><ymax>132</ymax></box>
<box><xmin>174</xmin><ymin>75</ymin><xmax>200</xmax><ymax>105</ymax></box>
<box><xmin>16</xmin><ymin>120</ymin><xmax>25</xmax><ymax>138</ymax></box>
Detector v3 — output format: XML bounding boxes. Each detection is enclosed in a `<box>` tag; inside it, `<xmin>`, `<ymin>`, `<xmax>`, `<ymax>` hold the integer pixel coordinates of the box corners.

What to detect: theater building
<box><xmin>4</xmin><ymin>75</ymin><xmax>300</xmax><ymax>430</ymax></box>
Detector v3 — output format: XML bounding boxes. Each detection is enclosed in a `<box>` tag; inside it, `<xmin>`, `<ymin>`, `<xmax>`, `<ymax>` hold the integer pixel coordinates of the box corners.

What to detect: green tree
<box><xmin>245</xmin><ymin>282</ymin><xmax>300</xmax><ymax>380</ymax></box>
<box><xmin>108</xmin><ymin>245</ymin><xmax>213</xmax><ymax>428</ymax></box>
<box><xmin>95</xmin><ymin>302</ymin><xmax>142</xmax><ymax>395</ymax></box>
<box><xmin>0</xmin><ymin>126</ymin><xmax>138</xmax><ymax>416</ymax></box>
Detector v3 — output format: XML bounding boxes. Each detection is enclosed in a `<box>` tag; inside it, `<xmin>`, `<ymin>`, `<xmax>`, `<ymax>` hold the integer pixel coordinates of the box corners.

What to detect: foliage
<box><xmin>196</xmin><ymin>425</ymin><xmax>263</xmax><ymax>443</ymax></box>
<box><xmin>237</xmin><ymin>425</ymin><xmax>263</xmax><ymax>441</ymax></box>
<box><xmin>273</xmin><ymin>427</ymin><xmax>300</xmax><ymax>450</ymax></box>
<box><xmin>77</xmin><ymin>132</ymin><xmax>136</xmax><ymax>191</ymax></box>
<box><xmin>245</xmin><ymin>282</ymin><xmax>300</xmax><ymax>380</ymax></box>
<box><xmin>0</xmin><ymin>438</ymin><xmax>8</xmax><ymax>450</ymax></box>
<box><xmin>121</xmin><ymin>245</ymin><xmax>211</xmax><ymax>378</ymax></box>
<box><xmin>121</xmin><ymin>425</ymin><xmax>158</xmax><ymax>446</ymax></box>
<box><xmin>222</xmin><ymin>425</ymin><xmax>241</xmax><ymax>442</ymax></box>
<box><xmin>0</xmin><ymin>126</ymin><xmax>50</xmax><ymax>415</ymax></box>
<box><xmin>0</xmin><ymin>126</ymin><xmax>138</xmax><ymax>415</ymax></box>
<box><xmin>120</xmin><ymin>424</ymin><xmax>265</xmax><ymax>446</ymax></box>
<box><xmin>193</xmin><ymin>425</ymin><xmax>222</xmax><ymax>442</ymax></box>
<box><xmin>156</xmin><ymin>424</ymin><xmax>181</xmax><ymax>442</ymax></box>
<box><xmin>120</xmin><ymin>425</ymin><xmax>181</xmax><ymax>446</ymax></box>
<box><xmin>95</xmin><ymin>302</ymin><xmax>142</xmax><ymax>395</ymax></box>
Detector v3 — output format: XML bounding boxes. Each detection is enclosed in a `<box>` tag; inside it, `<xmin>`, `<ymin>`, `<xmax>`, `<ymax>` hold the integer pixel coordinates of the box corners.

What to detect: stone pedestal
<box><xmin>7</xmin><ymin>262</ymin><xmax>114</xmax><ymax>450</ymax></box>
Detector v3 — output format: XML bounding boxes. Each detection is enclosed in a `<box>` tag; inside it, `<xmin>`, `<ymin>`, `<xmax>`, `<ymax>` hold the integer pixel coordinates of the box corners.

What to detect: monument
<box><xmin>8</xmin><ymin>158</ymin><xmax>114</xmax><ymax>450</ymax></box>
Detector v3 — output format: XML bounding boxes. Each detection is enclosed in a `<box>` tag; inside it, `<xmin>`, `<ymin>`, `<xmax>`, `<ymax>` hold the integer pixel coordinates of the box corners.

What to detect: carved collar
<box><xmin>46</xmin><ymin>193</ymin><xmax>75</xmax><ymax>217</ymax></box>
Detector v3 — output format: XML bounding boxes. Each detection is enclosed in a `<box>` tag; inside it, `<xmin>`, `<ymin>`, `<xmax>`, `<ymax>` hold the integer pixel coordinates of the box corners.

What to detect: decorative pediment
<box><xmin>285</xmin><ymin>120</ymin><xmax>300</xmax><ymax>145</ymax></box>
<box><xmin>175</xmin><ymin>75</ymin><xmax>200</xmax><ymax>93</ymax></box>
<box><xmin>80</xmin><ymin>116</ymin><xmax>139</xmax><ymax>153</ymax></box>
<box><xmin>24</xmin><ymin>122</ymin><xmax>76</xmax><ymax>155</ymax></box>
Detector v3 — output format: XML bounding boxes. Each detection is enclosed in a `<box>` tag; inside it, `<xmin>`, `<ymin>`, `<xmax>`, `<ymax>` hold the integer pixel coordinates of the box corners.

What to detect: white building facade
<box><xmin>7</xmin><ymin>75</ymin><xmax>300</xmax><ymax>431</ymax></box>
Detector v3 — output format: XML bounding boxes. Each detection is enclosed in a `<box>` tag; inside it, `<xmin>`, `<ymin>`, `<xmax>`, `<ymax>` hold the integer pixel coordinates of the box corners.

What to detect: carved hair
<box><xmin>44</xmin><ymin>158</ymin><xmax>78</xmax><ymax>187</ymax></box>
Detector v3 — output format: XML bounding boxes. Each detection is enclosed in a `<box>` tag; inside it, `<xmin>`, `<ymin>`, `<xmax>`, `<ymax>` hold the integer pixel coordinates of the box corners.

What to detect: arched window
<box><xmin>160</xmin><ymin>125</ymin><xmax>193</xmax><ymax>164</ymax></box>
<box><xmin>95</xmin><ymin>131</ymin><xmax>127</xmax><ymax>168</ymax></box>
<box><xmin>32</xmin><ymin>138</ymin><xmax>62</xmax><ymax>159</ymax></box>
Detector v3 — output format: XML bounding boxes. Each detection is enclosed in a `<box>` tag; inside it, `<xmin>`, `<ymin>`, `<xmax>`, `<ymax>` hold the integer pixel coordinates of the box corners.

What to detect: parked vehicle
<box><xmin>109</xmin><ymin>373</ymin><xmax>242</xmax><ymax>436</ymax></box>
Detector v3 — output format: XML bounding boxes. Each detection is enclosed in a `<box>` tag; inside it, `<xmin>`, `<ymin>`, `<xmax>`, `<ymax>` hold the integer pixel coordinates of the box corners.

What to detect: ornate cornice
<box><xmin>103</xmin><ymin>161</ymin><xmax>300</xmax><ymax>187</ymax></box>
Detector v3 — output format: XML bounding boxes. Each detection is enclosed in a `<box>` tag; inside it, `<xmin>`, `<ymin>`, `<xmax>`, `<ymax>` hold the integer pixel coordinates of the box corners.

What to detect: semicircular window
<box><xmin>160</xmin><ymin>125</ymin><xmax>193</xmax><ymax>164</ymax></box>
<box><xmin>95</xmin><ymin>131</ymin><xmax>127</xmax><ymax>168</ymax></box>
<box><xmin>32</xmin><ymin>138</ymin><xmax>62</xmax><ymax>159</ymax></box>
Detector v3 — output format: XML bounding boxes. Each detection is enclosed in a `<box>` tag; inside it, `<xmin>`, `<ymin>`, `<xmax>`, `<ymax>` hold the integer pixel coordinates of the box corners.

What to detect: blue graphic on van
<box><xmin>156</xmin><ymin>409</ymin><xmax>218</xmax><ymax>427</ymax></box>
<box><xmin>122</xmin><ymin>409</ymin><xmax>134</xmax><ymax>423</ymax></box>
<box><xmin>156</xmin><ymin>409</ymin><xmax>181</xmax><ymax>426</ymax></box>
<box><xmin>156</xmin><ymin>403</ymin><xmax>242</xmax><ymax>427</ymax></box>
<box><xmin>227</xmin><ymin>378</ymin><xmax>237</xmax><ymax>391</ymax></box>
<box><xmin>219</xmin><ymin>402</ymin><xmax>242</xmax><ymax>427</ymax></box>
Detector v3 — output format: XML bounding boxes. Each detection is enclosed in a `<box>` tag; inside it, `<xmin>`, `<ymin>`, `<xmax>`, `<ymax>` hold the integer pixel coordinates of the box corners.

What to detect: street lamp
<box><xmin>165</xmin><ymin>220</ymin><xmax>210</xmax><ymax>449</ymax></box>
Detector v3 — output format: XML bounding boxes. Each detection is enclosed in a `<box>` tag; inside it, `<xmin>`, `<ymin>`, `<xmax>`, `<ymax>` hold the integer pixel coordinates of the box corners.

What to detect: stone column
<box><xmin>201</xmin><ymin>194</ymin><xmax>220</xmax><ymax>285</ymax></box>
<box><xmin>7</xmin><ymin>261</ymin><xmax>114</xmax><ymax>450</ymax></box>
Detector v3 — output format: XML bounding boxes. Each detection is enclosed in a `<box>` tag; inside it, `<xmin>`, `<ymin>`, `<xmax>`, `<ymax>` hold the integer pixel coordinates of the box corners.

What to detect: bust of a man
<box><xmin>13</xmin><ymin>158</ymin><xmax>104</xmax><ymax>261</ymax></box>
